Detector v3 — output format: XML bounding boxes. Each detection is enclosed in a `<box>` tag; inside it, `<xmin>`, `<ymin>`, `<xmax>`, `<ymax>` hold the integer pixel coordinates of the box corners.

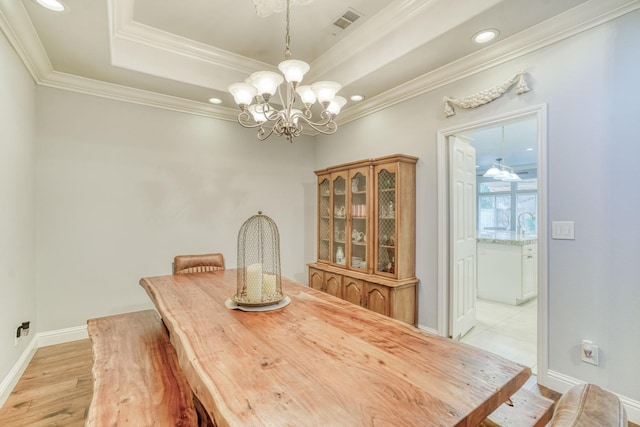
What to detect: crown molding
<box><xmin>110</xmin><ymin>0</ymin><xmax>273</xmax><ymax>76</ymax></box>
<box><xmin>108</xmin><ymin>0</ymin><xmax>276</xmax><ymax>92</ymax></box>
<box><xmin>337</xmin><ymin>0</ymin><xmax>640</xmax><ymax>125</ymax></box>
<box><xmin>307</xmin><ymin>0</ymin><xmax>503</xmax><ymax>84</ymax></box>
<box><xmin>40</xmin><ymin>70</ymin><xmax>240</xmax><ymax>121</ymax></box>
<box><xmin>1</xmin><ymin>0</ymin><xmax>639</xmax><ymax>131</ymax></box>
<box><xmin>0</xmin><ymin>0</ymin><xmax>52</xmax><ymax>81</ymax></box>
<box><xmin>306</xmin><ymin>0</ymin><xmax>439</xmax><ymax>81</ymax></box>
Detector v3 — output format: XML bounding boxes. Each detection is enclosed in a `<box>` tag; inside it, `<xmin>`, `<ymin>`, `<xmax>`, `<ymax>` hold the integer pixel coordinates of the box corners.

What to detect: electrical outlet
<box><xmin>582</xmin><ymin>340</ymin><xmax>599</xmax><ymax>365</ymax></box>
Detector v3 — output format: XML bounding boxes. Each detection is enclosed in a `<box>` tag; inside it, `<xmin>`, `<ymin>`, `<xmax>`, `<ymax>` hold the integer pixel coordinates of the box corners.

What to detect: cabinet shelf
<box><xmin>311</xmin><ymin>154</ymin><xmax>418</xmax><ymax>325</ymax></box>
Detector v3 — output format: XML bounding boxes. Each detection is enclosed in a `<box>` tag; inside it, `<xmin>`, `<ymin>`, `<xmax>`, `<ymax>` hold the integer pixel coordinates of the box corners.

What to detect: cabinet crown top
<box><xmin>314</xmin><ymin>154</ymin><xmax>418</xmax><ymax>175</ymax></box>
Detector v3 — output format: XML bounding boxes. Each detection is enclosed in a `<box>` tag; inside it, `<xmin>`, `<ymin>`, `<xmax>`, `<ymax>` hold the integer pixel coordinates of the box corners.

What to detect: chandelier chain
<box><xmin>284</xmin><ymin>0</ymin><xmax>291</xmax><ymax>60</ymax></box>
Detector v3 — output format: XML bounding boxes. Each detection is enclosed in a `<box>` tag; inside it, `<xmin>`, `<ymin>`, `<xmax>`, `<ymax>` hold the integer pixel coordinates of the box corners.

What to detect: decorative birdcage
<box><xmin>235</xmin><ymin>211</ymin><xmax>284</xmax><ymax>306</ymax></box>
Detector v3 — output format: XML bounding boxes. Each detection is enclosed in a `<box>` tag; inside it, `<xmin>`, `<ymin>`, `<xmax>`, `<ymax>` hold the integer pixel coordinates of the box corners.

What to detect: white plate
<box><xmin>225</xmin><ymin>296</ymin><xmax>291</xmax><ymax>312</ymax></box>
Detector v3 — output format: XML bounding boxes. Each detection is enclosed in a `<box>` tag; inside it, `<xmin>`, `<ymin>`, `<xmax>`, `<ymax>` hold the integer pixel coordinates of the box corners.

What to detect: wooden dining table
<box><xmin>140</xmin><ymin>269</ymin><xmax>531</xmax><ymax>427</ymax></box>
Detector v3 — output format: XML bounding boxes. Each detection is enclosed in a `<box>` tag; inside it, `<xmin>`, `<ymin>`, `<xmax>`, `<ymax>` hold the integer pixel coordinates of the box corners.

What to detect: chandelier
<box><xmin>228</xmin><ymin>0</ymin><xmax>346</xmax><ymax>142</ymax></box>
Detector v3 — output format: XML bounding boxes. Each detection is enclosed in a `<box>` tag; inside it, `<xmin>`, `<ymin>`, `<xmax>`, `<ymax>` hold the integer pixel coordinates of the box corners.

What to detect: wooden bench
<box><xmin>481</xmin><ymin>387</ymin><xmax>555</xmax><ymax>427</ymax></box>
<box><xmin>86</xmin><ymin>309</ymin><xmax>198</xmax><ymax>426</ymax></box>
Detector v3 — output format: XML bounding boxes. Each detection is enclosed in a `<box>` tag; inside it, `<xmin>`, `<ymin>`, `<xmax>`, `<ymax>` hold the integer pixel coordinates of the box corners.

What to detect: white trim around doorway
<box><xmin>435</xmin><ymin>104</ymin><xmax>549</xmax><ymax>387</ymax></box>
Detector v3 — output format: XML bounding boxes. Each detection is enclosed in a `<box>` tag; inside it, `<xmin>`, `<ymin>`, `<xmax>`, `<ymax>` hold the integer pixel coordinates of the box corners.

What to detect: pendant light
<box><xmin>483</xmin><ymin>126</ymin><xmax>521</xmax><ymax>182</ymax></box>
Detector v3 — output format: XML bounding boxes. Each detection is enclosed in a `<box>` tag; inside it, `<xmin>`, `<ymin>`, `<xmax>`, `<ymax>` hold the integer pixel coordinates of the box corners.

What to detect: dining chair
<box><xmin>173</xmin><ymin>253</ymin><xmax>225</xmax><ymax>274</ymax></box>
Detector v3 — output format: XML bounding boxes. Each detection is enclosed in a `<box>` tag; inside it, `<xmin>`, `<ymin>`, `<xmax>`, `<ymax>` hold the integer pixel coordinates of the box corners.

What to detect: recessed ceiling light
<box><xmin>208</xmin><ymin>98</ymin><xmax>222</xmax><ymax>104</ymax></box>
<box><xmin>33</xmin><ymin>0</ymin><xmax>69</xmax><ymax>12</ymax></box>
<box><xmin>350</xmin><ymin>95</ymin><xmax>365</xmax><ymax>102</ymax></box>
<box><xmin>526</xmin><ymin>148</ymin><xmax>534</xmax><ymax>151</ymax></box>
<box><xmin>472</xmin><ymin>29</ymin><xmax>499</xmax><ymax>44</ymax></box>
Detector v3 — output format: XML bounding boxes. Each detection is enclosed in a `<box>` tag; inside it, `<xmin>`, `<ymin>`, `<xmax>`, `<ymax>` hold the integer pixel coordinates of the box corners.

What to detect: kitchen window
<box><xmin>478</xmin><ymin>177</ymin><xmax>537</xmax><ymax>233</ymax></box>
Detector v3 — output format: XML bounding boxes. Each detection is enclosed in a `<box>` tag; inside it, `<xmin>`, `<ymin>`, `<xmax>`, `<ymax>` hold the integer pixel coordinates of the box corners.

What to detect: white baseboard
<box><xmin>0</xmin><ymin>336</ymin><xmax>38</xmax><ymax>409</ymax></box>
<box><xmin>417</xmin><ymin>324</ymin><xmax>440</xmax><ymax>336</ymax></box>
<box><xmin>0</xmin><ymin>325</ymin><xmax>88</xmax><ymax>409</ymax></box>
<box><xmin>36</xmin><ymin>325</ymin><xmax>88</xmax><ymax>348</ymax></box>
<box><xmin>547</xmin><ymin>370</ymin><xmax>640</xmax><ymax>424</ymax></box>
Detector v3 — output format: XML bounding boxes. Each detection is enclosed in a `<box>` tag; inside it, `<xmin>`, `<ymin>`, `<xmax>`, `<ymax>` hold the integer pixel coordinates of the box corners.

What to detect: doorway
<box><xmin>436</xmin><ymin>105</ymin><xmax>549</xmax><ymax>384</ymax></box>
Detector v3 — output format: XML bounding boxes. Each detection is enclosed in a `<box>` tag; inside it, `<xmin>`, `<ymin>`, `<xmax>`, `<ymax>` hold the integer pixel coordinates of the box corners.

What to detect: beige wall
<box><xmin>0</xmin><ymin>31</ymin><xmax>37</xmax><ymax>384</ymax></box>
<box><xmin>35</xmin><ymin>87</ymin><xmax>316</xmax><ymax>330</ymax></box>
<box><xmin>314</xmin><ymin>9</ymin><xmax>640</xmax><ymax>403</ymax></box>
<box><xmin>1</xmin><ymin>3</ymin><xmax>639</xmax><ymax>418</ymax></box>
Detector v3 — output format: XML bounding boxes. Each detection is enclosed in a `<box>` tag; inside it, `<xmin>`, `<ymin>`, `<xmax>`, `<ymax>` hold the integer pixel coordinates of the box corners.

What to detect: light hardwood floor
<box><xmin>0</xmin><ymin>339</ymin><xmax>635</xmax><ymax>426</ymax></box>
<box><xmin>0</xmin><ymin>340</ymin><xmax>93</xmax><ymax>426</ymax></box>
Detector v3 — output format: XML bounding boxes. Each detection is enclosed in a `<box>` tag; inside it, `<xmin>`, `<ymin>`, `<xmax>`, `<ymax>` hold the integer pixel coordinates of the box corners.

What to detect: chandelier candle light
<box><xmin>228</xmin><ymin>0</ymin><xmax>346</xmax><ymax>142</ymax></box>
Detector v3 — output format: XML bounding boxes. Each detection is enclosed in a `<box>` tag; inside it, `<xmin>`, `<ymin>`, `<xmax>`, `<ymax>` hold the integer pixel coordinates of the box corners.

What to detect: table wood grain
<box><xmin>140</xmin><ymin>269</ymin><xmax>531</xmax><ymax>427</ymax></box>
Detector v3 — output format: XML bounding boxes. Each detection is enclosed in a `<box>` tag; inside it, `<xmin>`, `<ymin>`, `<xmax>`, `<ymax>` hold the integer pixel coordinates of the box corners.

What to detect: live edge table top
<box><xmin>140</xmin><ymin>269</ymin><xmax>530</xmax><ymax>427</ymax></box>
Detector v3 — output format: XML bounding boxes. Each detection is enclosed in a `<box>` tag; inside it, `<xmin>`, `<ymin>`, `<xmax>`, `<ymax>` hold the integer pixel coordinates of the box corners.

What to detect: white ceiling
<box><xmin>1</xmin><ymin>0</ymin><xmax>637</xmax><ymax>127</ymax></box>
<box><xmin>461</xmin><ymin>117</ymin><xmax>538</xmax><ymax>172</ymax></box>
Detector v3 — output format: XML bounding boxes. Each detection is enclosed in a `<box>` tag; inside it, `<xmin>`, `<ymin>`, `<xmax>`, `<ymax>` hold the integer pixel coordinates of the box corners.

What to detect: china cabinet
<box><xmin>309</xmin><ymin>154</ymin><xmax>418</xmax><ymax>325</ymax></box>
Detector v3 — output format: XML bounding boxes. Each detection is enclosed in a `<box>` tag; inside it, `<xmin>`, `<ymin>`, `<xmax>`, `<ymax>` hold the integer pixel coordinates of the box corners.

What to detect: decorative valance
<box><xmin>443</xmin><ymin>70</ymin><xmax>530</xmax><ymax>117</ymax></box>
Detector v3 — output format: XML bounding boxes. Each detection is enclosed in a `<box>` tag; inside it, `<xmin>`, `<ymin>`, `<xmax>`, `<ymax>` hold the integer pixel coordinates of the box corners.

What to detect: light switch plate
<box><xmin>552</xmin><ymin>221</ymin><xmax>574</xmax><ymax>240</ymax></box>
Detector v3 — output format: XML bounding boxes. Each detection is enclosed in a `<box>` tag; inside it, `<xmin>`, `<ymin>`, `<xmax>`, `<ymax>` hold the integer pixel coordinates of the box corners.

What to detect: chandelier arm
<box><xmin>294</xmin><ymin>111</ymin><xmax>334</xmax><ymax>127</ymax></box>
<box><xmin>261</xmin><ymin>102</ymin><xmax>278</xmax><ymax>123</ymax></box>
<box><xmin>237</xmin><ymin>111</ymin><xmax>263</xmax><ymax>129</ymax></box>
<box><xmin>272</xmin><ymin>117</ymin><xmax>288</xmax><ymax>135</ymax></box>
<box><xmin>295</xmin><ymin>114</ymin><xmax>338</xmax><ymax>135</ymax></box>
<box><xmin>257</xmin><ymin>125</ymin><xmax>275</xmax><ymax>141</ymax></box>
<box><xmin>276</xmin><ymin>85</ymin><xmax>287</xmax><ymax>112</ymax></box>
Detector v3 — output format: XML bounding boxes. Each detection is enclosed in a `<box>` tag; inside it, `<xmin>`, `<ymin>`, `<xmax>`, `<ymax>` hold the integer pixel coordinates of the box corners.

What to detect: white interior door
<box><xmin>449</xmin><ymin>136</ymin><xmax>477</xmax><ymax>339</ymax></box>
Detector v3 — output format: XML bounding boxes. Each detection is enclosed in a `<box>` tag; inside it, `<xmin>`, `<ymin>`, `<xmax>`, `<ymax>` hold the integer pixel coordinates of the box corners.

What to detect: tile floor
<box><xmin>460</xmin><ymin>297</ymin><xmax>538</xmax><ymax>374</ymax></box>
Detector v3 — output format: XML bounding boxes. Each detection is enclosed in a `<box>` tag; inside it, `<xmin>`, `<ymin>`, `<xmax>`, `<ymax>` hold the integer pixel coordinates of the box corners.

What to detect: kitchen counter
<box><xmin>477</xmin><ymin>237</ymin><xmax>538</xmax><ymax>305</ymax></box>
<box><xmin>476</xmin><ymin>231</ymin><xmax>537</xmax><ymax>245</ymax></box>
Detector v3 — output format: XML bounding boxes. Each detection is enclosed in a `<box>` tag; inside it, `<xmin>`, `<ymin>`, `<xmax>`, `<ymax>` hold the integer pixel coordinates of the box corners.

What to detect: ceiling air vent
<box><xmin>332</xmin><ymin>8</ymin><xmax>362</xmax><ymax>31</ymax></box>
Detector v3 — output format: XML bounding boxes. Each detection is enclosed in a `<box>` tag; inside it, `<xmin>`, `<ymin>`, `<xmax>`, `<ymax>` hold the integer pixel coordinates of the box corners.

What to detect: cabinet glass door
<box><xmin>332</xmin><ymin>174</ymin><xmax>346</xmax><ymax>266</ymax></box>
<box><xmin>318</xmin><ymin>177</ymin><xmax>330</xmax><ymax>262</ymax></box>
<box><xmin>377</xmin><ymin>168</ymin><xmax>396</xmax><ymax>275</ymax></box>
<box><xmin>349</xmin><ymin>171</ymin><xmax>367</xmax><ymax>271</ymax></box>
